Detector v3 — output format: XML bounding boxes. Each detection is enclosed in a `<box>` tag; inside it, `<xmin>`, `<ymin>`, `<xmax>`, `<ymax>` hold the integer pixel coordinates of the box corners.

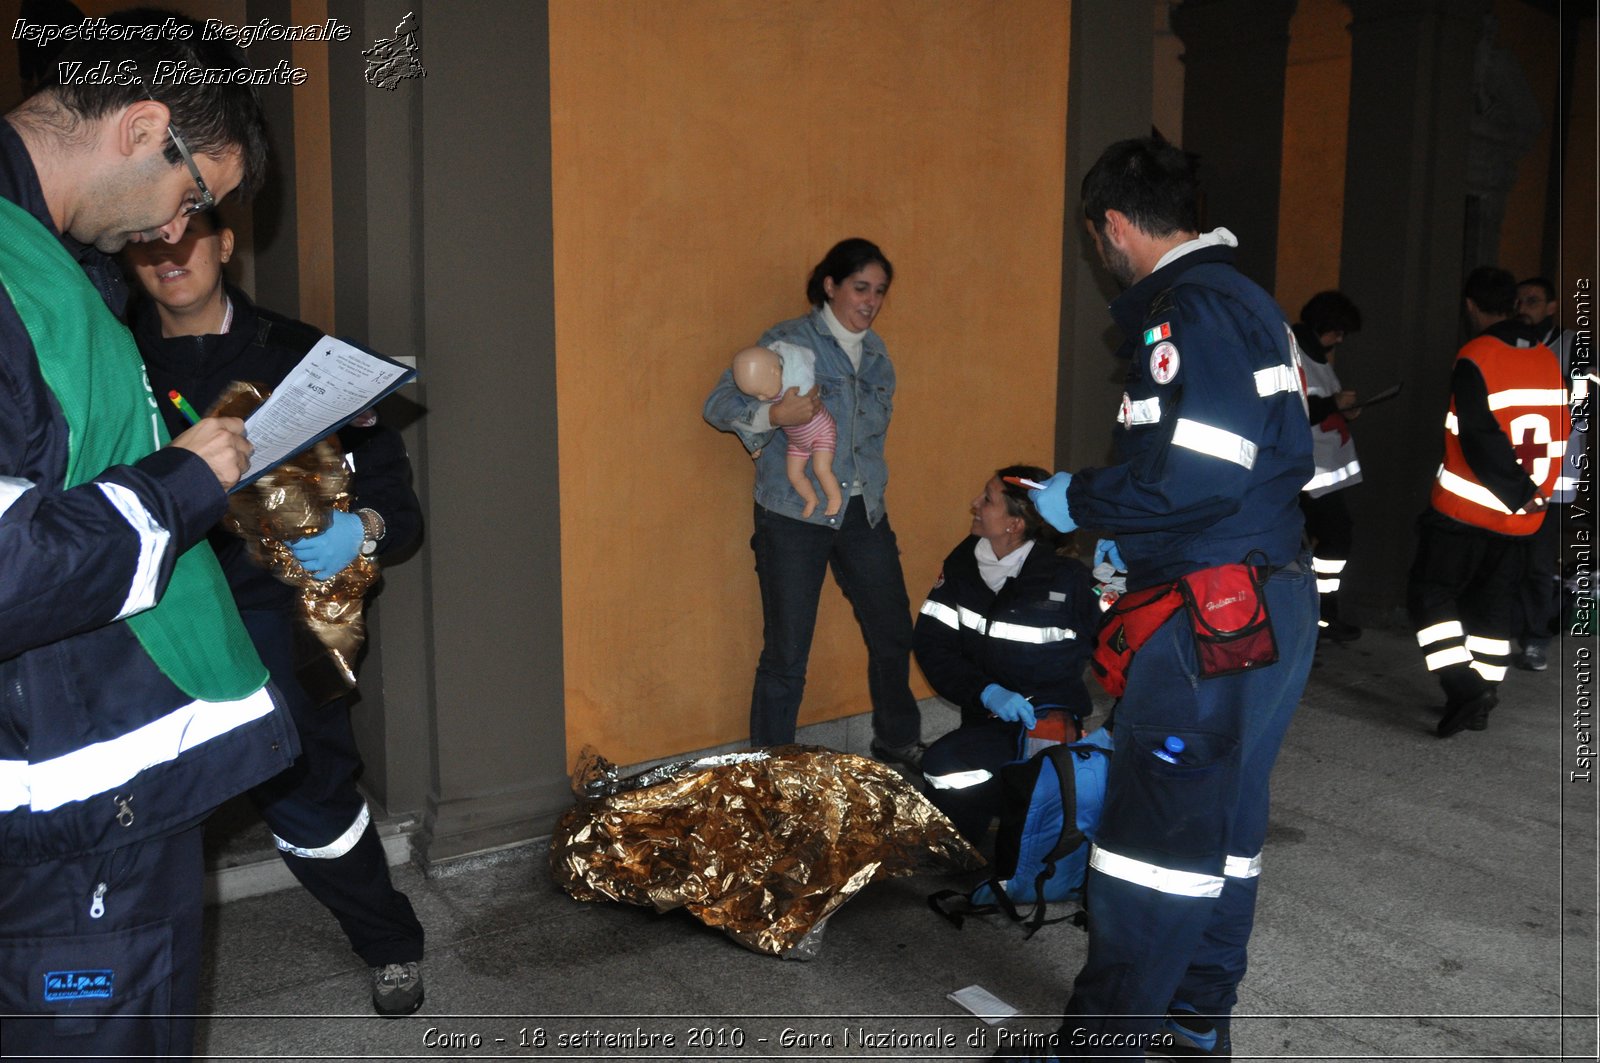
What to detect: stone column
<box><xmin>1056</xmin><ymin>0</ymin><xmax>1156</xmax><ymax>472</ymax></box>
<box><xmin>1336</xmin><ymin>0</ymin><xmax>1490</xmax><ymax>622</ymax></box>
<box><xmin>324</xmin><ymin>0</ymin><xmax>571</xmax><ymax>862</ymax></box>
<box><xmin>1171</xmin><ymin>0</ymin><xmax>1298</xmax><ymax>292</ymax></box>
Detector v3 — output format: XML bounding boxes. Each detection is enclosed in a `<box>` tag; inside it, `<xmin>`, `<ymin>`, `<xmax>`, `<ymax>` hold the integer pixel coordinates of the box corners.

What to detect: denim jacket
<box><xmin>704</xmin><ymin>309</ymin><xmax>895</xmax><ymax>527</ymax></box>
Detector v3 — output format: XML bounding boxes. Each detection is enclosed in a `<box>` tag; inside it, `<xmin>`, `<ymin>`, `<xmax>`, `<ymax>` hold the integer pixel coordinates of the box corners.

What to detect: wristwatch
<box><xmin>356</xmin><ymin>507</ymin><xmax>386</xmax><ymax>557</ymax></box>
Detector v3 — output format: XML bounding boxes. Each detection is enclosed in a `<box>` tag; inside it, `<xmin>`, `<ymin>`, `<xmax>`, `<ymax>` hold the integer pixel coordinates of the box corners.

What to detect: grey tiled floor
<box><xmin>195</xmin><ymin>623</ymin><xmax>1596</xmax><ymax>1061</ymax></box>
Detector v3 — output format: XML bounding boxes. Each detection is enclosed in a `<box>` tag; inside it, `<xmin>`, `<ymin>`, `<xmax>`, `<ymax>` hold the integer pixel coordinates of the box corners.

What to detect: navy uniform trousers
<box><xmin>0</xmin><ymin>824</ymin><xmax>205</xmax><ymax>1060</ymax></box>
<box><xmin>240</xmin><ymin>609</ymin><xmax>423</xmax><ymax>967</ymax></box>
<box><xmin>1055</xmin><ymin>563</ymin><xmax>1317</xmax><ymax>1056</ymax></box>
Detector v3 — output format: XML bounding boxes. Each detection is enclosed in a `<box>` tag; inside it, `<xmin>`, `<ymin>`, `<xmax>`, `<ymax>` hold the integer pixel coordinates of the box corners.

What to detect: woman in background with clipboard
<box><xmin>124</xmin><ymin>210</ymin><xmax>429</xmax><ymax>1019</ymax></box>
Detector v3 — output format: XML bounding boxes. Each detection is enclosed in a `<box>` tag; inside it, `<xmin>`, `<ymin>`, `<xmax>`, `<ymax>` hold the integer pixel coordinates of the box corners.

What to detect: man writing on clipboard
<box><xmin>124</xmin><ymin>208</ymin><xmax>430</xmax><ymax>1018</ymax></box>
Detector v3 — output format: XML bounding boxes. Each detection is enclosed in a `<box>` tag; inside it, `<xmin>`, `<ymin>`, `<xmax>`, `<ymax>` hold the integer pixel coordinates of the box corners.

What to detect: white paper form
<box><xmin>233</xmin><ymin>336</ymin><xmax>416</xmax><ymax>491</ymax></box>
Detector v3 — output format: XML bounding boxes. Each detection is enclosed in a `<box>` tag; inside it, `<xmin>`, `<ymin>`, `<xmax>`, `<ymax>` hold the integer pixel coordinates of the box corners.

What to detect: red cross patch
<box><xmin>1150</xmin><ymin>341</ymin><xmax>1180</xmax><ymax>384</ymax></box>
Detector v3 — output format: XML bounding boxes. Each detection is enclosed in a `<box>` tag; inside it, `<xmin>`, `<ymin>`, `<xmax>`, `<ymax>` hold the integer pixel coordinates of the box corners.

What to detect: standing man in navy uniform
<box><xmin>0</xmin><ymin>16</ymin><xmax>297</xmax><ymax>1058</ymax></box>
<box><xmin>1009</xmin><ymin>138</ymin><xmax>1318</xmax><ymax>1060</ymax></box>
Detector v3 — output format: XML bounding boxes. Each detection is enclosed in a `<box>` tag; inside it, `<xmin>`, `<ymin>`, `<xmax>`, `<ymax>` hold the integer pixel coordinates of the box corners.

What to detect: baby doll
<box><xmin>732</xmin><ymin>343</ymin><xmax>841</xmax><ymax>518</ymax></box>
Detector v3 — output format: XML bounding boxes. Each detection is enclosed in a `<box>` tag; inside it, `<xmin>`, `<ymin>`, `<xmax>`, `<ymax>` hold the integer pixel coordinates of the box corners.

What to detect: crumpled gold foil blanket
<box><xmin>549</xmin><ymin>746</ymin><xmax>983</xmax><ymax>957</ymax></box>
<box><xmin>210</xmin><ymin>381</ymin><xmax>378</xmax><ymax>688</ymax></box>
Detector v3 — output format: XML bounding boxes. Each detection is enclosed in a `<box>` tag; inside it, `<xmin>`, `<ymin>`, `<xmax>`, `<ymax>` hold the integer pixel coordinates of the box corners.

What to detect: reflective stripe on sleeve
<box><xmin>96</xmin><ymin>482</ymin><xmax>170</xmax><ymax>620</ymax></box>
<box><xmin>1254</xmin><ymin>365</ymin><xmax>1301</xmax><ymax>398</ymax></box>
<box><xmin>1224</xmin><ymin>852</ymin><xmax>1262</xmax><ymax>878</ymax></box>
<box><xmin>1171</xmin><ymin>419</ymin><xmax>1258</xmax><ymax>469</ymax></box>
<box><xmin>1465</xmin><ymin>636</ymin><xmax>1511</xmax><ymax>656</ymax></box>
<box><xmin>988</xmin><ymin>621</ymin><xmax>1078</xmax><ymax>644</ymax></box>
<box><xmin>275</xmin><ymin>803</ymin><xmax>371</xmax><ymax>860</ymax></box>
<box><xmin>0</xmin><ymin>476</ymin><xmax>34</xmax><ymax>520</ymax></box>
<box><xmin>1089</xmin><ymin>844</ymin><xmax>1226</xmax><ymax>898</ymax></box>
<box><xmin>1117</xmin><ymin>394</ymin><xmax>1163</xmax><ymax>427</ymax></box>
<box><xmin>924</xmin><ymin>769</ymin><xmax>993</xmax><ymax>791</ymax></box>
<box><xmin>919</xmin><ymin>599</ymin><xmax>960</xmax><ymax>630</ymax></box>
<box><xmin>1316</xmin><ymin>578</ymin><xmax>1340</xmax><ymax>593</ymax></box>
<box><xmin>1304</xmin><ymin>458</ymin><xmax>1362</xmax><ymax>492</ymax></box>
<box><xmin>1312</xmin><ymin>557</ymin><xmax>1347</xmax><ymax>574</ymax></box>
<box><xmin>1417</xmin><ymin>620</ymin><xmax>1465</xmax><ymax>646</ymax></box>
<box><xmin>0</xmin><ymin>686</ymin><xmax>277</xmax><ymax>813</ymax></box>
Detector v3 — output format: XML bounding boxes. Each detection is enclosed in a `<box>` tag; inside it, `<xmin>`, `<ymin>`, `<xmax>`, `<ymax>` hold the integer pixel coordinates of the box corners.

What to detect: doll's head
<box><xmin>731</xmin><ymin>345</ymin><xmax>784</xmax><ymax>402</ymax></box>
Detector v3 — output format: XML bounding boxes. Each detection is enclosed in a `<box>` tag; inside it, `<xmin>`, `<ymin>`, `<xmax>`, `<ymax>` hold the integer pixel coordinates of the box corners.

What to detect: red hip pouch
<box><xmin>1091</xmin><ymin>562</ymin><xmax>1278</xmax><ymax>696</ymax></box>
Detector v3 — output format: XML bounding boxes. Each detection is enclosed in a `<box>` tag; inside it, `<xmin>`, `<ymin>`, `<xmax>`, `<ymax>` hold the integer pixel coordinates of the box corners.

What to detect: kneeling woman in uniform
<box><xmin>915</xmin><ymin>466</ymin><xmax>1099</xmax><ymax>847</ymax></box>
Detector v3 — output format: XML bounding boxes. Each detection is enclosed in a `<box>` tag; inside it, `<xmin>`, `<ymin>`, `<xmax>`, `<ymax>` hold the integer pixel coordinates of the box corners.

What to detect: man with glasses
<box><xmin>0</xmin><ymin>13</ymin><xmax>294</xmax><ymax>1058</ymax></box>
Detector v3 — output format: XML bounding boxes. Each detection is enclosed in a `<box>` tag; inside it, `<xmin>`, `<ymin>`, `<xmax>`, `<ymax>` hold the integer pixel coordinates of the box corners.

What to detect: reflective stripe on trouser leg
<box><xmin>274</xmin><ymin>803</ymin><xmax>371</xmax><ymax>859</ymax></box>
<box><xmin>1466</xmin><ymin>634</ymin><xmax>1511</xmax><ymax>683</ymax></box>
<box><xmin>1312</xmin><ymin>556</ymin><xmax>1345</xmax><ymax>595</ymax></box>
<box><xmin>1224</xmin><ymin>852</ymin><xmax>1261</xmax><ymax>878</ymax></box>
<box><xmin>1417</xmin><ymin>620</ymin><xmax>1472</xmax><ymax>671</ymax></box>
<box><xmin>924</xmin><ymin>769</ymin><xmax>992</xmax><ymax>791</ymax></box>
<box><xmin>1089</xmin><ymin>845</ymin><xmax>1226</xmax><ymax>897</ymax></box>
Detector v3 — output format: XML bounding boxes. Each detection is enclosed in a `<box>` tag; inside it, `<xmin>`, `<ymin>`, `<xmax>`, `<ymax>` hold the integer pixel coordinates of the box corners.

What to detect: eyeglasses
<box><xmin>167</xmin><ymin>125</ymin><xmax>215</xmax><ymax>217</ymax></box>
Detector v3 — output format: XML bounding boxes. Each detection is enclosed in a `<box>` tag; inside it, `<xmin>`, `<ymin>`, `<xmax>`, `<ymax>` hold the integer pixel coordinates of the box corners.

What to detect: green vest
<box><xmin>0</xmin><ymin>195</ymin><xmax>266</xmax><ymax>701</ymax></box>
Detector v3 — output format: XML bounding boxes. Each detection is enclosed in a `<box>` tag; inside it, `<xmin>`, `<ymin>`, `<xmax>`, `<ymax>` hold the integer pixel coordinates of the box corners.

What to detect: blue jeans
<box><xmin>1057</xmin><ymin>561</ymin><xmax>1318</xmax><ymax>1056</ymax></box>
<box><xmin>749</xmin><ymin>497</ymin><xmax>921</xmax><ymax>748</ymax></box>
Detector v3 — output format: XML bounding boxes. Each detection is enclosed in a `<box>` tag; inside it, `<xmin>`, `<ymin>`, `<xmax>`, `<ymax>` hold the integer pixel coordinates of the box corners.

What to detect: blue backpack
<box><xmin>930</xmin><ymin>727</ymin><xmax>1113</xmax><ymax>936</ymax></box>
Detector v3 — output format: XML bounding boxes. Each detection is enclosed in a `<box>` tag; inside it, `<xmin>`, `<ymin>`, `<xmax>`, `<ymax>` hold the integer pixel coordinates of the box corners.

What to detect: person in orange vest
<box><xmin>1407</xmin><ymin>267</ymin><xmax>1567</xmax><ymax>738</ymax></box>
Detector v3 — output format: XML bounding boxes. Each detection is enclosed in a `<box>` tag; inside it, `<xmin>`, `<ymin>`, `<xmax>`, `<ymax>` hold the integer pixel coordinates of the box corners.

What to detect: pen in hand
<box><xmin>168</xmin><ymin>390</ymin><xmax>201</xmax><ymax>425</ymax></box>
<box><xmin>1002</xmin><ymin>475</ymin><xmax>1046</xmax><ymax>490</ymax></box>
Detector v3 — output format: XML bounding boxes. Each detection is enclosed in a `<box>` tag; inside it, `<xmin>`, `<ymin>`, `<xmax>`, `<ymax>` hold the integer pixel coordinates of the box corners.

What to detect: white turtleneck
<box><xmin>974</xmin><ymin>537</ymin><xmax>1034</xmax><ymax>593</ymax></box>
<box><xmin>821</xmin><ymin>302</ymin><xmax>865</xmax><ymax>371</ymax></box>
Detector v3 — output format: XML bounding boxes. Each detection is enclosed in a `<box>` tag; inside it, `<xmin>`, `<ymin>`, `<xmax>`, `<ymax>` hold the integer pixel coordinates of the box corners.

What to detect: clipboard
<box><xmin>231</xmin><ymin>336</ymin><xmax>417</xmax><ymax>492</ymax></box>
<box><xmin>1341</xmin><ymin>381</ymin><xmax>1402</xmax><ymax>414</ymax></box>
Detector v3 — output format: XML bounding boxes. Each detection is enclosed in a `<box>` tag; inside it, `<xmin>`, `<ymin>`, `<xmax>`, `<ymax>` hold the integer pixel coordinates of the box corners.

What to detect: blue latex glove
<box><xmin>1028</xmin><ymin>471</ymin><xmax>1077</xmax><ymax>533</ymax></box>
<box><xmin>981</xmin><ymin>683</ymin><xmax>1036</xmax><ymax>729</ymax></box>
<box><xmin>290</xmin><ymin>510</ymin><xmax>364</xmax><ymax>580</ymax></box>
<box><xmin>1094</xmin><ymin>538</ymin><xmax>1126</xmax><ymax>572</ymax></box>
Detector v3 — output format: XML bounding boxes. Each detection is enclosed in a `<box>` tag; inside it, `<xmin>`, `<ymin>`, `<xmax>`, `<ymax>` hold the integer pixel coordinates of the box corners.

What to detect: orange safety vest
<box><xmin>1431</xmin><ymin>335</ymin><xmax>1567</xmax><ymax>536</ymax></box>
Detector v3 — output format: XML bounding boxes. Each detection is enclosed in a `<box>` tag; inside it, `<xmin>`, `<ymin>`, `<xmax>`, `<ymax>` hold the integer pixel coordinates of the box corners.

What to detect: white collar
<box><xmin>1152</xmin><ymin>227</ymin><xmax>1239</xmax><ymax>273</ymax></box>
<box><xmin>974</xmin><ymin>537</ymin><xmax>1034</xmax><ymax>593</ymax></box>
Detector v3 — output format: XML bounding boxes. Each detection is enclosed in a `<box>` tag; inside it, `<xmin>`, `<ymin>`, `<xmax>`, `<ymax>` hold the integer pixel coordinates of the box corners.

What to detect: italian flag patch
<box><xmin>1143</xmin><ymin>322</ymin><xmax>1172</xmax><ymax>345</ymax></box>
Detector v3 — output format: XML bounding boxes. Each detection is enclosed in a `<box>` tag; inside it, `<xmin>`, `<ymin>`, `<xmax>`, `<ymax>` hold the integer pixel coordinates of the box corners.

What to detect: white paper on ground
<box><xmin>947</xmin><ymin>984</ymin><xmax>1018</xmax><ymax>1024</ymax></box>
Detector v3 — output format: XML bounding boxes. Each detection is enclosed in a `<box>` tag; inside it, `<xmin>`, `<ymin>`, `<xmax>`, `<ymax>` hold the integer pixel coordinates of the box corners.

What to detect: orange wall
<box><xmin>1274</xmin><ymin>0</ymin><xmax>1350</xmax><ymax>319</ymax></box>
<box><xmin>549</xmin><ymin>0</ymin><xmax>1071</xmax><ymax>767</ymax></box>
<box><xmin>1492</xmin><ymin>0</ymin><xmax>1558</xmax><ymax>281</ymax></box>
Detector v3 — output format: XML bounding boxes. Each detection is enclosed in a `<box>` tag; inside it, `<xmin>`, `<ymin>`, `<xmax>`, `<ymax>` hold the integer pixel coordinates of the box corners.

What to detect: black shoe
<box><xmin>869</xmin><ymin>740</ymin><xmax>927</xmax><ymax>772</ymax></box>
<box><xmin>1317</xmin><ymin>618</ymin><xmax>1362</xmax><ymax>643</ymax></box>
<box><xmin>371</xmin><ymin>961</ymin><xmax>424</xmax><ymax>1017</ymax></box>
<box><xmin>1436</xmin><ymin>691</ymin><xmax>1497</xmax><ymax>738</ymax></box>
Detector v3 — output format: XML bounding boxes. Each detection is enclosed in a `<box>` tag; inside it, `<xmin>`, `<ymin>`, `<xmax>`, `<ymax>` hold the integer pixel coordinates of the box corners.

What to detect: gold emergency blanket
<box><xmin>550</xmin><ymin>747</ymin><xmax>983</xmax><ymax>957</ymax></box>
<box><xmin>211</xmin><ymin>381</ymin><xmax>377</xmax><ymax>689</ymax></box>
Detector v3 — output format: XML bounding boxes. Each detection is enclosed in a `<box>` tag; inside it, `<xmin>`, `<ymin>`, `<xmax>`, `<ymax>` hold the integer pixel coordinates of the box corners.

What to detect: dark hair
<box><xmin>1518</xmin><ymin>276</ymin><xmax>1556</xmax><ymax>302</ymax></box>
<box><xmin>805</xmin><ymin>238</ymin><xmax>893</xmax><ymax>307</ymax></box>
<box><xmin>40</xmin><ymin>9</ymin><xmax>268</xmax><ymax>198</ymax></box>
<box><xmin>996</xmin><ymin>464</ymin><xmax>1053</xmax><ymax>543</ymax></box>
<box><xmin>1299</xmin><ymin>291</ymin><xmax>1362</xmax><ymax>335</ymax></box>
<box><xmin>1081</xmin><ymin>137</ymin><xmax>1198</xmax><ymax>238</ymax></box>
<box><xmin>1463</xmin><ymin>266</ymin><xmax>1517</xmax><ymax>317</ymax></box>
